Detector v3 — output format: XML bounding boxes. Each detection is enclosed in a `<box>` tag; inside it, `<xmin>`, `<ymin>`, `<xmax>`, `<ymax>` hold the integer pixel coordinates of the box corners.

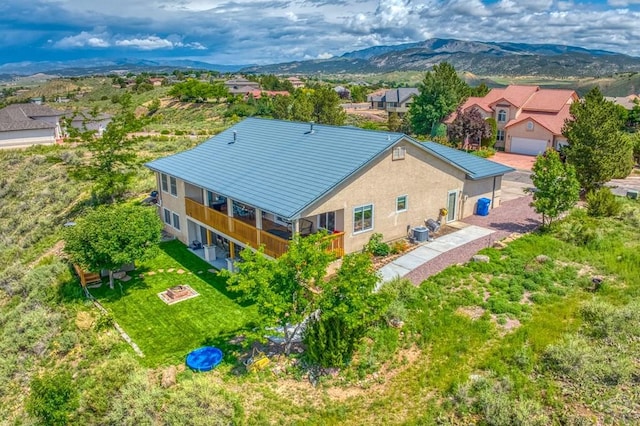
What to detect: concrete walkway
<box><xmin>377</xmin><ymin>224</ymin><xmax>494</xmax><ymax>286</ymax></box>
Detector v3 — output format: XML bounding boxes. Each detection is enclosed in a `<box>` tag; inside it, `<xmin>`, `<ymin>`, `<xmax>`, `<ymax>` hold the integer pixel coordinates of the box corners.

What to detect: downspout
<box><xmin>491</xmin><ymin>176</ymin><xmax>496</xmax><ymax>209</ymax></box>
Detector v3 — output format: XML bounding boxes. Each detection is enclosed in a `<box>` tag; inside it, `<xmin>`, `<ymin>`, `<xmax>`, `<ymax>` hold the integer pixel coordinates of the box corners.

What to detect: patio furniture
<box><xmin>190</xmin><ymin>240</ymin><xmax>203</xmax><ymax>250</ymax></box>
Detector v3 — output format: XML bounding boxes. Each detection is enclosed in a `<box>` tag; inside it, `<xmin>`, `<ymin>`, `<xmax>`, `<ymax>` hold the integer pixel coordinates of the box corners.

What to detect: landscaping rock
<box><xmin>493</xmin><ymin>241</ymin><xmax>507</xmax><ymax>249</ymax></box>
<box><xmin>535</xmin><ymin>255</ymin><xmax>550</xmax><ymax>263</ymax></box>
<box><xmin>161</xmin><ymin>366</ymin><xmax>177</xmax><ymax>388</ymax></box>
<box><xmin>472</xmin><ymin>254</ymin><xmax>490</xmax><ymax>263</ymax></box>
<box><xmin>167</xmin><ymin>268</ymin><xmax>175</xmax><ymax>272</ymax></box>
<box><xmin>177</xmin><ymin>269</ymin><xmax>185</xmax><ymax>274</ymax></box>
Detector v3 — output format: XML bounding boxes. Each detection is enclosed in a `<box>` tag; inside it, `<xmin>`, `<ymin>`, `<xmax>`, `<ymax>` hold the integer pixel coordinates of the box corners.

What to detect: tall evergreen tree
<box><xmin>562</xmin><ymin>87</ymin><xmax>634</xmax><ymax>191</ymax></box>
<box><xmin>409</xmin><ymin>62</ymin><xmax>470</xmax><ymax>136</ymax></box>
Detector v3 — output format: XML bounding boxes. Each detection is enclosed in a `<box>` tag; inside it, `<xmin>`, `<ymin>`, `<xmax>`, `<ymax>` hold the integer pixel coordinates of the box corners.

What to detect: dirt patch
<box><xmin>520</xmin><ymin>291</ymin><xmax>533</xmax><ymax>305</ymax></box>
<box><xmin>491</xmin><ymin>315</ymin><xmax>521</xmax><ymax>334</ymax></box>
<box><xmin>457</xmin><ymin>306</ymin><xmax>486</xmax><ymax>320</ymax></box>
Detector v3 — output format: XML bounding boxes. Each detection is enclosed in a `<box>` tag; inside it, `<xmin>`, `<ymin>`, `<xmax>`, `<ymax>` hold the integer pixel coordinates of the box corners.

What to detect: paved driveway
<box><xmin>492</xmin><ymin>152</ymin><xmax>536</xmax><ymax>171</ymax></box>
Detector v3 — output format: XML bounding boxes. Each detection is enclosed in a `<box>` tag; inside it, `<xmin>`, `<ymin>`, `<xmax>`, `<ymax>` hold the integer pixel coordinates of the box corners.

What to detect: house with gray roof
<box><xmin>0</xmin><ymin>103</ymin><xmax>65</xmax><ymax>149</ymax></box>
<box><xmin>145</xmin><ymin>118</ymin><xmax>513</xmax><ymax>264</ymax></box>
<box><xmin>368</xmin><ymin>88</ymin><xmax>419</xmax><ymax>115</ymax></box>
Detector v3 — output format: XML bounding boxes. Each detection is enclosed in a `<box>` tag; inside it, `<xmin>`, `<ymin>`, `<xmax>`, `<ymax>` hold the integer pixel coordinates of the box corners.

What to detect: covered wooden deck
<box><xmin>185</xmin><ymin>198</ymin><xmax>344</xmax><ymax>258</ymax></box>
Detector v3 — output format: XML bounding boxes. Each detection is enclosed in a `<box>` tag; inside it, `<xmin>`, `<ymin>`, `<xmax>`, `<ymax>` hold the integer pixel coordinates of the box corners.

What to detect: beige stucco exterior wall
<box><xmin>505</xmin><ymin>121</ymin><xmax>554</xmax><ymax>152</ymax></box>
<box><xmin>462</xmin><ymin>176</ymin><xmax>503</xmax><ymax>217</ymax></box>
<box><xmin>156</xmin><ymin>173</ymin><xmax>189</xmax><ymax>244</ymax></box>
<box><xmin>301</xmin><ymin>140</ymin><xmax>467</xmax><ymax>254</ymax></box>
<box><xmin>0</xmin><ymin>129</ymin><xmax>56</xmax><ymax>149</ymax></box>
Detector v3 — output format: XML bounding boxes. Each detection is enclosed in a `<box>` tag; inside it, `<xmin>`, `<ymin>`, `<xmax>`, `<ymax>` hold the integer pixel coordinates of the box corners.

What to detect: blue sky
<box><xmin>1</xmin><ymin>0</ymin><xmax>639</xmax><ymax>66</ymax></box>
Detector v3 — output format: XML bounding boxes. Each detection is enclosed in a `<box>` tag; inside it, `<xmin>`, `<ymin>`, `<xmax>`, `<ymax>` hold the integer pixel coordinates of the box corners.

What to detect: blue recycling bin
<box><xmin>476</xmin><ymin>198</ymin><xmax>491</xmax><ymax>216</ymax></box>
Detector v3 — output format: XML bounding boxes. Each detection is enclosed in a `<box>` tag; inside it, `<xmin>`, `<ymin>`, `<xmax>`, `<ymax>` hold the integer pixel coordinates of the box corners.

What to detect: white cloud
<box><xmin>608</xmin><ymin>0</ymin><xmax>640</xmax><ymax>6</ymax></box>
<box><xmin>54</xmin><ymin>31</ymin><xmax>110</xmax><ymax>48</ymax></box>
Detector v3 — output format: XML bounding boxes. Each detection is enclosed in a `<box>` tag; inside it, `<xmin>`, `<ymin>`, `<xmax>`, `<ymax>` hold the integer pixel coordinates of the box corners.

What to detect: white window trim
<box><xmin>396</xmin><ymin>195</ymin><xmax>408</xmax><ymax>213</ymax></box>
<box><xmin>172</xmin><ymin>212</ymin><xmax>181</xmax><ymax>230</ymax></box>
<box><xmin>160</xmin><ymin>173</ymin><xmax>169</xmax><ymax>193</ymax></box>
<box><xmin>163</xmin><ymin>207</ymin><xmax>181</xmax><ymax>230</ymax></box>
<box><xmin>497</xmin><ymin>110</ymin><xmax>507</xmax><ymax>122</ymax></box>
<box><xmin>526</xmin><ymin>121</ymin><xmax>535</xmax><ymax>131</ymax></box>
<box><xmin>353</xmin><ymin>204</ymin><xmax>374</xmax><ymax>234</ymax></box>
<box><xmin>169</xmin><ymin>176</ymin><xmax>178</xmax><ymax>197</ymax></box>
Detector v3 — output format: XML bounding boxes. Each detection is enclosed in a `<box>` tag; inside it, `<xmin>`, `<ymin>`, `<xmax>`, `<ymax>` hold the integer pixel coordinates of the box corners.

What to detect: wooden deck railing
<box><xmin>185</xmin><ymin>198</ymin><xmax>345</xmax><ymax>259</ymax></box>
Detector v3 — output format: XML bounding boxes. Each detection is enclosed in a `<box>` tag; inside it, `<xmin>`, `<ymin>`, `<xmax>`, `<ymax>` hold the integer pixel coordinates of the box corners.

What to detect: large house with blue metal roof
<box><xmin>145</xmin><ymin>118</ymin><xmax>513</xmax><ymax>264</ymax></box>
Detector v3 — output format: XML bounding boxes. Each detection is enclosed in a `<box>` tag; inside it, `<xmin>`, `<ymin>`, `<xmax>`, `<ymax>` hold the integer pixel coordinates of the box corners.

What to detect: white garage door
<box><xmin>510</xmin><ymin>137</ymin><xmax>548</xmax><ymax>156</ymax></box>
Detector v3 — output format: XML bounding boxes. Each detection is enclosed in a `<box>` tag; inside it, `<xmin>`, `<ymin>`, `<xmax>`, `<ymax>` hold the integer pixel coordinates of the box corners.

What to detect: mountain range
<box><xmin>241</xmin><ymin>38</ymin><xmax>640</xmax><ymax>77</ymax></box>
<box><xmin>2</xmin><ymin>39</ymin><xmax>640</xmax><ymax>79</ymax></box>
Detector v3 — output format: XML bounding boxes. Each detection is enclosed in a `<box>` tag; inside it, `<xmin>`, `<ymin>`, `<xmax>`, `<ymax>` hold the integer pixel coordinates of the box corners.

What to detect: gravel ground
<box><xmin>404</xmin><ymin>195</ymin><xmax>541</xmax><ymax>285</ymax></box>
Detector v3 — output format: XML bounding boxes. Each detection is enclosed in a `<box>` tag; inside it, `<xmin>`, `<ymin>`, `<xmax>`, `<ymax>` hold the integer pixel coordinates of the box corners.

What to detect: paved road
<box><xmin>501</xmin><ymin>170</ymin><xmax>533</xmax><ymax>202</ymax></box>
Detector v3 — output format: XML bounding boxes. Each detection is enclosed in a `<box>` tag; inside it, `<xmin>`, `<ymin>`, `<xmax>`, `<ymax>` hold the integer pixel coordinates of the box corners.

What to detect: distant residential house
<box><xmin>368</xmin><ymin>88</ymin><xmax>419</xmax><ymax>115</ymax></box>
<box><xmin>449</xmin><ymin>85</ymin><xmax>578</xmax><ymax>155</ymax></box>
<box><xmin>243</xmin><ymin>90</ymin><xmax>290</xmax><ymax>100</ymax></box>
<box><xmin>286</xmin><ymin>77</ymin><xmax>305</xmax><ymax>89</ymax></box>
<box><xmin>224</xmin><ymin>78</ymin><xmax>261</xmax><ymax>96</ymax></box>
<box><xmin>334</xmin><ymin>85</ymin><xmax>351</xmax><ymax>99</ymax></box>
<box><xmin>62</xmin><ymin>111</ymin><xmax>112</xmax><ymax>137</ymax></box>
<box><xmin>149</xmin><ymin>77</ymin><xmax>165</xmax><ymax>87</ymax></box>
<box><xmin>0</xmin><ymin>103</ymin><xmax>64</xmax><ymax>149</ymax></box>
<box><xmin>605</xmin><ymin>94</ymin><xmax>640</xmax><ymax>110</ymax></box>
<box><xmin>145</xmin><ymin>118</ymin><xmax>513</xmax><ymax>265</ymax></box>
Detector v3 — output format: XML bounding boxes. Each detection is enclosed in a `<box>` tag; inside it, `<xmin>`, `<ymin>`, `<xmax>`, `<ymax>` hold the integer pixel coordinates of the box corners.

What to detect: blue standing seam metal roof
<box><xmin>146</xmin><ymin>118</ymin><xmax>405</xmax><ymax>220</ymax></box>
<box><xmin>145</xmin><ymin>118</ymin><xmax>514</xmax><ymax>220</ymax></box>
<box><xmin>419</xmin><ymin>142</ymin><xmax>515</xmax><ymax>180</ymax></box>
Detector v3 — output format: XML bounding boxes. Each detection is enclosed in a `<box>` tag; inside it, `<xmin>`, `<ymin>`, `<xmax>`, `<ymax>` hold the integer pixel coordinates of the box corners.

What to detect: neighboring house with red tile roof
<box><xmin>286</xmin><ymin>77</ymin><xmax>305</xmax><ymax>89</ymax></box>
<box><xmin>243</xmin><ymin>90</ymin><xmax>290</xmax><ymax>100</ymax></box>
<box><xmin>0</xmin><ymin>103</ymin><xmax>65</xmax><ymax>149</ymax></box>
<box><xmin>450</xmin><ymin>85</ymin><xmax>578</xmax><ymax>155</ymax></box>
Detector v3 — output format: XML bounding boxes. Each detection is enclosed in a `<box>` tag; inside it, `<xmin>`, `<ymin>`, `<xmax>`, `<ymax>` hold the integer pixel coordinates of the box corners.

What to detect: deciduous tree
<box><xmin>448</xmin><ymin>107</ymin><xmax>491</xmax><ymax>148</ymax></box>
<box><xmin>562</xmin><ymin>87</ymin><xmax>634</xmax><ymax>191</ymax></box>
<box><xmin>70</xmin><ymin>94</ymin><xmax>145</xmax><ymax>203</ymax></box>
<box><xmin>64</xmin><ymin>204</ymin><xmax>163</xmax><ymax>288</ymax></box>
<box><xmin>526</xmin><ymin>149</ymin><xmax>580</xmax><ymax>227</ymax></box>
<box><xmin>410</xmin><ymin>62</ymin><xmax>470</xmax><ymax>136</ymax></box>
<box><xmin>225</xmin><ymin>233</ymin><xmax>334</xmax><ymax>355</ymax></box>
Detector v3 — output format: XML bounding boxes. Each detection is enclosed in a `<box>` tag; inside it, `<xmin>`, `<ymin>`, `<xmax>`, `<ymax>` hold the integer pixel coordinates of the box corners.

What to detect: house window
<box><xmin>396</xmin><ymin>195</ymin><xmax>407</xmax><ymax>212</ymax></box>
<box><xmin>163</xmin><ymin>208</ymin><xmax>171</xmax><ymax>225</ymax></box>
<box><xmin>172</xmin><ymin>213</ymin><xmax>181</xmax><ymax>230</ymax></box>
<box><xmin>527</xmin><ymin>121</ymin><xmax>534</xmax><ymax>131</ymax></box>
<box><xmin>392</xmin><ymin>146</ymin><xmax>406</xmax><ymax>161</ymax></box>
<box><xmin>353</xmin><ymin>204</ymin><xmax>373</xmax><ymax>233</ymax></box>
<box><xmin>169</xmin><ymin>176</ymin><xmax>177</xmax><ymax>196</ymax></box>
<box><xmin>161</xmin><ymin>173</ymin><xmax>168</xmax><ymax>192</ymax></box>
<box><xmin>497</xmin><ymin>130</ymin><xmax>505</xmax><ymax>142</ymax></box>
<box><xmin>497</xmin><ymin>110</ymin><xmax>507</xmax><ymax>122</ymax></box>
<box><xmin>319</xmin><ymin>211</ymin><xmax>336</xmax><ymax>232</ymax></box>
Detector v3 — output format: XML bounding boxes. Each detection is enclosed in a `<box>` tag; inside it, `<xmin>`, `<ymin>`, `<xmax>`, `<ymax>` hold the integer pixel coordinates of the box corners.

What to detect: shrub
<box><xmin>364</xmin><ymin>233</ymin><xmax>391</xmax><ymax>257</ymax></box>
<box><xmin>586</xmin><ymin>187</ymin><xmax>622</xmax><ymax>217</ymax></box>
<box><xmin>160</xmin><ymin>129</ymin><xmax>171</xmax><ymax>135</ymax></box>
<box><xmin>390</xmin><ymin>239</ymin><xmax>409</xmax><ymax>254</ymax></box>
<box><xmin>471</xmin><ymin>148</ymin><xmax>496</xmax><ymax>158</ymax></box>
<box><xmin>26</xmin><ymin>370</ymin><xmax>78</xmax><ymax>426</ymax></box>
<box><xmin>304</xmin><ymin>315</ymin><xmax>359</xmax><ymax>368</ymax></box>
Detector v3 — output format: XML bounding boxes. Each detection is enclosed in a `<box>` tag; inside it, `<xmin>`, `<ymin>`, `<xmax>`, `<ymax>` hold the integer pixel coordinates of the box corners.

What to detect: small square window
<box><xmin>169</xmin><ymin>176</ymin><xmax>177</xmax><ymax>196</ymax></box>
<box><xmin>396</xmin><ymin>195</ymin><xmax>407</xmax><ymax>212</ymax></box>
<box><xmin>172</xmin><ymin>213</ymin><xmax>180</xmax><ymax>230</ymax></box>
<box><xmin>161</xmin><ymin>173</ymin><xmax>168</xmax><ymax>192</ymax></box>
<box><xmin>392</xmin><ymin>146</ymin><xmax>406</xmax><ymax>161</ymax></box>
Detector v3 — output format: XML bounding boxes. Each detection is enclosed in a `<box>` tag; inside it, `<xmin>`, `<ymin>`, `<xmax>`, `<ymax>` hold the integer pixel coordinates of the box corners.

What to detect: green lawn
<box><xmin>90</xmin><ymin>240</ymin><xmax>258</xmax><ymax>366</ymax></box>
